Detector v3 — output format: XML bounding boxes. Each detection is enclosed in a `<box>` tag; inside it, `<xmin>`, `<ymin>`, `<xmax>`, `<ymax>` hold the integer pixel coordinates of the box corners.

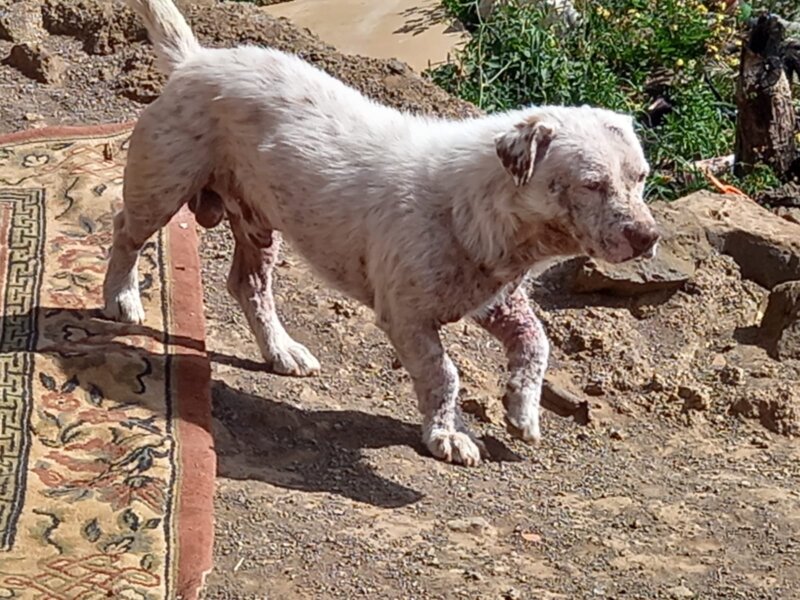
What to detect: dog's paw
<box><xmin>267</xmin><ymin>341</ymin><xmax>320</xmax><ymax>377</ymax></box>
<box><xmin>505</xmin><ymin>412</ymin><xmax>541</xmax><ymax>444</ymax></box>
<box><xmin>104</xmin><ymin>290</ymin><xmax>145</xmax><ymax>325</ymax></box>
<box><xmin>503</xmin><ymin>389</ymin><xmax>541</xmax><ymax>444</ymax></box>
<box><xmin>424</xmin><ymin>429</ymin><xmax>485</xmax><ymax>467</ymax></box>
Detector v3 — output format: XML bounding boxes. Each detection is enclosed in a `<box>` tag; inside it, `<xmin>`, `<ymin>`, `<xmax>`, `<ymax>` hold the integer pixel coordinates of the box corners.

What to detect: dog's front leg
<box><xmin>381</xmin><ymin>316</ymin><xmax>485</xmax><ymax>466</ymax></box>
<box><xmin>475</xmin><ymin>286</ymin><xmax>549</xmax><ymax>443</ymax></box>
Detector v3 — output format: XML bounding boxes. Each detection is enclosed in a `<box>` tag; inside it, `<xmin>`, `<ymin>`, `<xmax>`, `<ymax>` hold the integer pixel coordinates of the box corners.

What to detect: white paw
<box><xmin>505</xmin><ymin>410</ymin><xmax>541</xmax><ymax>444</ymax></box>
<box><xmin>424</xmin><ymin>428</ymin><xmax>485</xmax><ymax>467</ymax></box>
<box><xmin>267</xmin><ymin>341</ymin><xmax>320</xmax><ymax>377</ymax></box>
<box><xmin>104</xmin><ymin>289</ymin><xmax>145</xmax><ymax>324</ymax></box>
<box><xmin>504</xmin><ymin>389</ymin><xmax>542</xmax><ymax>444</ymax></box>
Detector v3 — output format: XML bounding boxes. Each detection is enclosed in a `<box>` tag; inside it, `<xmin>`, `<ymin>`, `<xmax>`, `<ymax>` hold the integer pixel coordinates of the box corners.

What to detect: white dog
<box><xmin>105</xmin><ymin>0</ymin><xmax>659</xmax><ymax>466</ymax></box>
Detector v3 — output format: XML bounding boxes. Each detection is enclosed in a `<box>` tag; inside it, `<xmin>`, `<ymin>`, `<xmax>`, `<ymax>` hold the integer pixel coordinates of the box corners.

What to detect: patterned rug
<box><xmin>0</xmin><ymin>125</ymin><xmax>215</xmax><ymax>600</ymax></box>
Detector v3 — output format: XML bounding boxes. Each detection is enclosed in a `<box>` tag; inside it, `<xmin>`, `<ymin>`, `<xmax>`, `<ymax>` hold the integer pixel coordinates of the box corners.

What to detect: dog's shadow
<box><xmin>211</xmin><ymin>380</ymin><xmax>427</xmax><ymax>507</ymax></box>
<box><xmin>2</xmin><ymin>306</ymin><xmax>462</xmax><ymax>508</ymax></box>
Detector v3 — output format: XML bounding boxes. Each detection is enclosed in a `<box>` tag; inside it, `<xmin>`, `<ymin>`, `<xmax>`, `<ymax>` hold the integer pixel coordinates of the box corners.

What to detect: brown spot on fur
<box><xmin>605</xmin><ymin>124</ymin><xmax>626</xmax><ymax>139</ymax></box>
<box><xmin>496</xmin><ymin>116</ymin><xmax>554</xmax><ymax>186</ymax></box>
<box><xmin>537</xmin><ymin>220</ymin><xmax>581</xmax><ymax>255</ymax></box>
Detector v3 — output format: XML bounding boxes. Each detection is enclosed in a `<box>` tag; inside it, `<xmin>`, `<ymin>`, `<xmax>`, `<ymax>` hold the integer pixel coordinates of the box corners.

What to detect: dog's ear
<box><xmin>495</xmin><ymin>117</ymin><xmax>556</xmax><ymax>187</ymax></box>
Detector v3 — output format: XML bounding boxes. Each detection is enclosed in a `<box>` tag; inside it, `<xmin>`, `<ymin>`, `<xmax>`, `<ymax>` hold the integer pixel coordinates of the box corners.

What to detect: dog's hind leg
<box><xmin>103</xmin><ymin>109</ymin><xmax>209</xmax><ymax>323</ymax></box>
<box><xmin>226</xmin><ymin>214</ymin><xmax>320</xmax><ymax>377</ymax></box>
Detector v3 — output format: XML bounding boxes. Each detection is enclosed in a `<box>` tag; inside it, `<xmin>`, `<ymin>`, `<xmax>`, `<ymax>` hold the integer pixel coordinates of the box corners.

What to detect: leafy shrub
<box><xmin>429</xmin><ymin>0</ymin><xmax>785</xmax><ymax>200</ymax></box>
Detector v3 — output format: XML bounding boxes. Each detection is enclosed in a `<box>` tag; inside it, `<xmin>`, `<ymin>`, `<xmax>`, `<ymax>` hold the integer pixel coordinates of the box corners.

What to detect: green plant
<box><xmin>441</xmin><ymin>0</ymin><xmax>482</xmax><ymax>27</ymax></box>
<box><xmin>429</xmin><ymin>0</ymin><xmax>751</xmax><ymax>201</ymax></box>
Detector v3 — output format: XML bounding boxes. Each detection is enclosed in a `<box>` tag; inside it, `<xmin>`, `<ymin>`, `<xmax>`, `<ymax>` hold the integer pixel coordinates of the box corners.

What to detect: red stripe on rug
<box><xmin>0</xmin><ymin>123</ymin><xmax>135</xmax><ymax>144</ymax></box>
<box><xmin>167</xmin><ymin>207</ymin><xmax>216</xmax><ymax>600</ymax></box>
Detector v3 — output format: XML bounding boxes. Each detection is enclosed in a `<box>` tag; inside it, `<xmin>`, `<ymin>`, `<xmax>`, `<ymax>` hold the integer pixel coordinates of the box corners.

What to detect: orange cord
<box><xmin>703</xmin><ymin>170</ymin><xmax>751</xmax><ymax>199</ymax></box>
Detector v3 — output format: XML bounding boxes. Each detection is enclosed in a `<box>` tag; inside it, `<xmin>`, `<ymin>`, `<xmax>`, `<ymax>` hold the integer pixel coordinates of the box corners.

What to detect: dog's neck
<box><xmin>425</xmin><ymin>113</ymin><xmax>581</xmax><ymax>278</ymax></box>
<box><xmin>449</xmin><ymin>164</ymin><xmax>577</xmax><ymax>278</ymax></box>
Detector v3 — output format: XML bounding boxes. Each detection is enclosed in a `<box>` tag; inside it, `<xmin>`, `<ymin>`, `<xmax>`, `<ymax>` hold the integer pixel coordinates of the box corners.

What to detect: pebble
<box><xmin>446</xmin><ymin>517</ymin><xmax>496</xmax><ymax>537</ymax></box>
<box><xmin>668</xmin><ymin>584</ymin><xmax>695</xmax><ymax>599</ymax></box>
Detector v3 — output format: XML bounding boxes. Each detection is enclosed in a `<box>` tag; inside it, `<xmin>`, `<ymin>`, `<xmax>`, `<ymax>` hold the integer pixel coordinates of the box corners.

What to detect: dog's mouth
<box><xmin>590</xmin><ymin>227</ymin><xmax>660</xmax><ymax>264</ymax></box>
<box><xmin>591</xmin><ymin>238</ymin><xmax>638</xmax><ymax>264</ymax></box>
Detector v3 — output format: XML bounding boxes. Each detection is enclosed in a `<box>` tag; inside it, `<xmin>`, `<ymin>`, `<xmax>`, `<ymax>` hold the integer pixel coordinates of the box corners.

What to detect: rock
<box><xmin>759</xmin><ymin>281</ymin><xmax>800</xmax><ymax>359</ymax></box>
<box><xmin>729</xmin><ymin>384</ymin><xmax>800</xmax><ymax>436</ymax></box>
<box><xmin>119</xmin><ymin>48</ymin><xmax>165</xmax><ymax>103</ymax></box>
<box><xmin>657</xmin><ymin>192</ymin><xmax>800</xmax><ymax>289</ymax></box>
<box><xmin>461</xmin><ymin>395</ymin><xmax>504</xmax><ymax>425</ymax></box>
<box><xmin>678</xmin><ymin>385</ymin><xmax>711</xmax><ymax>411</ymax></box>
<box><xmin>572</xmin><ymin>246</ymin><xmax>696</xmax><ymax>296</ymax></box>
<box><xmin>609</xmin><ymin>427</ymin><xmax>625</xmax><ymax>440</ymax></box>
<box><xmin>719</xmin><ymin>366</ymin><xmax>745</xmax><ymax>386</ymax></box>
<box><xmin>0</xmin><ymin>0</ymin><xmax>46</xmax><ymax>42</ymax></box>
<box><xmin>446</xmin><ymin>517</ymin><xmax>496</xmax><ymax>537</ymax></box>
<box><xmin>541</xmin><ymin>376</ymin><xmax>591</xmax><ymax>425</ymax></box>
<box><xmin>756</xmin><ymin>182</ymin><xmax>800</xmax><ymax>209</ymax></box>
<box><xmin>774</xmin><ymin>206</ymin><xmax>800</xmax><ymax>225</ymax></box>
<box><xmin>583</xmin><ymin>381</ymin><xmax>605</xmax><ymax>396</ymax></box>
<box><xmin>502</xmin><ymin>588</ymin><xmax>522</xmax><ymax>600</ymax></box>
<box><xmin>42</xmin><ymin>0</ymin><xmax>147</xmax><ymax>55</ymax></box>
<box><xmin>668</xmin><ymin>585</ymin><xmax>695</xmax><ymax>599</ymax></box>
<box><xmin>644</xmin><ymin>373</ymin><xmax>668</xmax><ymax>393</ymax></box>
<box><xmin>5</xmin><ymin>43</ymin><xmax>65</xmax><ymax>84</ymax></box>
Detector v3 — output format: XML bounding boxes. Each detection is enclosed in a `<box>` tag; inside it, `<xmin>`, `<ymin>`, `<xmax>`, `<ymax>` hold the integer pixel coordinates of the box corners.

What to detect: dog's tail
<box><xmin>127</xmin><ymin>0</ymin><xmax>200</xmax><ymax>75</ymax></box>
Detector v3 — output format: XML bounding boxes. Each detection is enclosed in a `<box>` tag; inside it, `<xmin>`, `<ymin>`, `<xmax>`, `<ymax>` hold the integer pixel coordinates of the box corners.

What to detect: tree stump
<box><xmin>734</xmin><ymin>14</ymin><xmax>796</xmax><ymax>178</ymax></box>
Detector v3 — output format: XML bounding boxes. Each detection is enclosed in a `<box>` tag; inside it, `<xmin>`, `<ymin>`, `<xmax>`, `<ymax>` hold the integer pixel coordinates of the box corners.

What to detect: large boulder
<box><xmin>729</xmin><ymin>382</ymin><xmax>800</xmax><ymax>437</ymax></box>
<box><xmin>572</xmin><ymin>246</ymin><xmax>696</xmax><ymax>296</ymax></box>
<box><xmin>0</xmin><ymin>0</ymin><xmax>46</xmax><ymax>42</ymax></box>
<box><xmin>759</xmin><ymin>280</ymin><xmax>800</xmax><ymax>359</ymax></box>
<box><xmin>653</xmin><ymin>191</ymin><xmax>800</xmax><ymax>289</ymax></box>
<box><xmin>6</xmin><ymin>42</ymin><xmax>65</xmax><ymax>84</ymax></box>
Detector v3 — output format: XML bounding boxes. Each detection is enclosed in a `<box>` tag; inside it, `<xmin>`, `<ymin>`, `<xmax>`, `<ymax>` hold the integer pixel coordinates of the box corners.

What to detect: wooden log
<box><xmin>734</xmin><ymin>14</ymin><xmax>796</xmax><ymax>178</ymax></box>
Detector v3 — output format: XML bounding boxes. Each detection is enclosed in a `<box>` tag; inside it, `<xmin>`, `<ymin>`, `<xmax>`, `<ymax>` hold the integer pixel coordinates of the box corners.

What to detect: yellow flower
<box><xmin>676</xmin><ymin>58</ymin><xmax>685</xmax><ymax>68</ymax></box>
<box><xmin>708</xmin><ymin>44</ymin><xmax>718</xmax><ymax>53</ymax></box>
<box><xmin>697</xmin><ymin>4</ymin><xmax>708</xmax><ymax>13</ymax></box>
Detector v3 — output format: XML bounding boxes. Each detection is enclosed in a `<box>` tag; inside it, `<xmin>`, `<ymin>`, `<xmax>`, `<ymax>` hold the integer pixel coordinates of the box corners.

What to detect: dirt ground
<box><xmin>1</xmin><ymin>2</ymin><xmax>799</xmax><ymax>599</ymax></box>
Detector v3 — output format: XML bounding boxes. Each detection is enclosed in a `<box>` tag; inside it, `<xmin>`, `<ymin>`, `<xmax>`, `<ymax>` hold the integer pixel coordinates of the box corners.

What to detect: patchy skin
<box><xmin>106</xmin><ymin>0</ymin><xmax>661</xmax><ymax>467</ymax></box>
<box><xmin>475</xmin><ymin>286</ymin><xmax>549</xmax><ymax>442</ymax></box>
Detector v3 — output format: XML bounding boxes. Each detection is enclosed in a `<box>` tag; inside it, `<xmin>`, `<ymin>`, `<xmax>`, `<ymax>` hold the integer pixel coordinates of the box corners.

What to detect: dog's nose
<box><xmin>623</xmin><ymin>223</ymin><xmax>660</xmax><ymax>257</ymax></box>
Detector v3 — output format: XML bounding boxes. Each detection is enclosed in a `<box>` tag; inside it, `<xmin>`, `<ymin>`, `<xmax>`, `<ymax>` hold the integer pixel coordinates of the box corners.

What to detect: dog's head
<box><xmin>495</xmin><ymin>106</ymin><xmax>659</xmax><ymax>263</ymax></box>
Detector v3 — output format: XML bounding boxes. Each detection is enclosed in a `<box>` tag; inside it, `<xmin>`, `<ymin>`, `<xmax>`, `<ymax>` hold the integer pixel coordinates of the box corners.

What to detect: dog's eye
<box><xmin>583</xmin><ymin>181</ymin><xmax>604</xmax><ymax>191</ymax></box>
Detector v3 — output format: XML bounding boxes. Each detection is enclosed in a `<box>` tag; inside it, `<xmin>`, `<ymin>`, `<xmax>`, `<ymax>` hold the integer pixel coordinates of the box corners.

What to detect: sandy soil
<box><xmin>262</xmin><ymin>0</ymin><xmax>466</xmax><ymax>72</ymax></box>
<box><xmin>1</xmin><ymin>2</ymin><xmax>799</xmax><ymax>599</ymax></box>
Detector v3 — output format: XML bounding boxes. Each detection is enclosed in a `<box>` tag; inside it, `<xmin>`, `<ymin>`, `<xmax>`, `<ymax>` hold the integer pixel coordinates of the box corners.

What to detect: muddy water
<box><xmin>262</xmin><ymin>0</ymin><xmax>467</xmax><ymax>72</ymax></box>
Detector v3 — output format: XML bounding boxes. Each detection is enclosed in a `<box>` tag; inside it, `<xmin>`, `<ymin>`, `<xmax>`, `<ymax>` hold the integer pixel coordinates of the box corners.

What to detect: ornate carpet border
<box><xmin>0</xmin><ymin>123</ymin><xmax>216</xmax><ymax>600</ymax></box>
